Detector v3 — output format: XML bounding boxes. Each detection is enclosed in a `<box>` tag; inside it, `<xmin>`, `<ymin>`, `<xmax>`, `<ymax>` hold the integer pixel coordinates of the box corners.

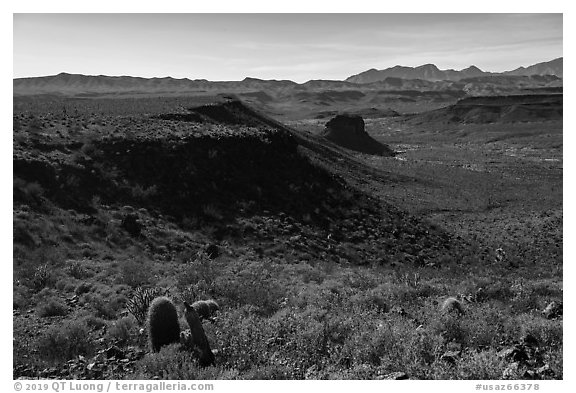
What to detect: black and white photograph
<box><xmin>11</xmin><ymin>6</ymin><xmax>565</xmax><ymax>384</ymax></box>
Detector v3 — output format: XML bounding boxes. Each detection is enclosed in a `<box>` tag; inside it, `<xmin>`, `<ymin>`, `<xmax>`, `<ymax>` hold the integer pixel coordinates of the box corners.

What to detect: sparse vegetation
<box><xmin>106</xmin><ymin>316</ymin><xmax>139</xmax><ymax>346</ymax></box>
<box><xmin>37</xmin><ymin>320</ymin><xmax>95</xmax><ymax>362</ymax></box>
<box><xmin>126</xmin><ymin>287</ymin><xmax>170</xmax><ymax>325</ymax></box>
<box><xmin>36</xmin><ymin>297</ymin><xmax>68</xmax><ymax>317</ymax></box>
<box><xmin>13</xmin><ymin>95</ymin><xmax>562</xmax><ymax>380</ymax></box>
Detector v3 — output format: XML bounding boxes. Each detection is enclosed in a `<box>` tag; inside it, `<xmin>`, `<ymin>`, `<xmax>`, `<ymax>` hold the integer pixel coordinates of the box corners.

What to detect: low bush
<box><xmin>36</xmin><ymin>297</ymin><xmax>68</xmax><ymax>317</ymax></box>
<box><xmin>430</xmin><ymin>349</ymin><xmax>507</xmax><ymax>379</ymax></box>
<box><xmin>106</xmin><ymin>316</ymin><xmax>138</xmax><ymax>346</ymax></box>
<box><xmin>132</xmin><ymin>344</ymin><xmax>200</xmax><ymax>379</ymax></box>
<box><xmin>37</xmin><ymin>320</ymin><xmax>94</xmax><ymax>361</ymax></box>
<box><xmin>120</xmin><ymin>259</ymin><xmax>153</xmax><ymax>288</ymax></box>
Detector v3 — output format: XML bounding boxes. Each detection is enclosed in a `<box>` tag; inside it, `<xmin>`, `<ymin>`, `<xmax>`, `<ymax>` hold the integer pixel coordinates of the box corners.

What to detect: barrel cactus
<box><xmin>147</xmin><ymin>296</ymin><xmax>181</xmax><ymax>352</ymax></box>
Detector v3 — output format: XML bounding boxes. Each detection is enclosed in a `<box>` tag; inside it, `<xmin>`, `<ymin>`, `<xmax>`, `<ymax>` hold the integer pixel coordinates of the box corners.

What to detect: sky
<box><xmin>13</xmin><ymin>13</ymin><xmax>563</xmax><ymax>82</ymax></box>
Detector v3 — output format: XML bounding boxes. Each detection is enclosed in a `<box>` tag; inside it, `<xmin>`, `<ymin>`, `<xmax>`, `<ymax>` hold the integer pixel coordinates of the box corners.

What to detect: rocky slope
<box><xmin>13</xmin><ymin>99</ymin><xmax>468</xmax><ymax>268</ymax></box>
<box><xmin>405</xmin><ymin>94</ymin><xmax>563</xmax><ymax>125</ymax></box>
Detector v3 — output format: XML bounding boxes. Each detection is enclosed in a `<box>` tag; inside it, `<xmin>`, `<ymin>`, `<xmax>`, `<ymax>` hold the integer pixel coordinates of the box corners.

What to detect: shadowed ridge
<box><xmin>185</xmin><ymin>99</ymin><xmax>409</xmax><ymax>186</ymax></box>
<box><xmin>406</xmin><ymin>94</ymin><xmax>563</xmax><ymax>125</ymax></box>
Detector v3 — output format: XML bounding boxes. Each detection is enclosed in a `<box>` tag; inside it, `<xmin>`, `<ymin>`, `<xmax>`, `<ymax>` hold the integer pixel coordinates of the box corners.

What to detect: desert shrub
<box><xmin>212</xmin><ymin>275</ymin><xmax>285</xmax><ymax>317</ymax></box>
<box><xmin>517</xmin><ymin>314</ymin><xmax>563</xmax><ymax>348</ymax></box>
<box><xmin>16</xmin><ymin>247</ymin><xmax>67</xmax><ymax>291</ymax></box>
<box><xmin>133</xmin><ymin>344</ymin><xmax>199</xmax><ymax>379</ymax></box>
<box><xmin>398</xmin><ymin>326</ymin><xmax>444</xmax><ymax>368</ymax></box>
<box><xmin>420</xmin><ymin>300</ymin><xmax>520</xmax><ymax>351</ymax></box>
<box><xmin>267</xmin><ymin>315</ymin><xmax>331</xmax><ymax>376</ymax></box>
<box><xmin>31</xmin><ymin>264</ymin><xmax>51</xmax><ymax>291</ymax></box>
<box><xmin>350</xmin><ymin>292</ymin><xmax>388</xmax><ymax>313</ymax></box>
<box><xmin>528</xmin><ymin>281</ymin><xmax>562</xmax><ymax>298</ymax></box>
<box><xmin>390</xmin><ymin>281</ymin><xmax>441</xmax><ymax>304</ymax></box>
<box><xmin>37</xmin><ymin>320</ymin><xmax>94</xmax><ymax>361</ymax></box>
<box><xmin>176</xmin><ymin>250</ymin><xmax>216</xmax><ymax>284</ymax></box>
<box><xmin>37</xmin><ymin>297</ymin><xmax>68</xmax><ymax>317</ymax></box>
<box><xmin>455</xmin><ymin>349</ymin><xmax>507</xmax><ymax>380</ymax></box>
<box><xmin>13</xmin><ymin>284</ymin><xmax>30</xmax><ymax>309</ymax></box>
<box><xmin>178</xmin><ymin>285</ymin><xmax>213</xmax><ymax>309</ymax></box>
<box><xmin>332</xmin><ymin>269</ymin><xmax>378</xmax><ymax>292</ymax></box>
<box><xmin>349</xmin><ymin>283</ymin><xmax>390</xmax><ymax>312</ymax></box>
<box><xmin>289</xmin><ymin>281</ymin><xmax>354</xmax><ymax>313</ymax></box>
<box><xmin>477</xmin><ymin>280</ymin><xmax>515</xmax><ymax>303</ymax></box>
<box><xmin>107</xmin><ymin>316</ymin><xmax>138</xmax><ymax>346</ymax></box>
<box><xmin>461</xmin><ymin>305</ymin><xmax>515</xmax><ymax>348</ymax></box>
<box><xmin>510</xmin><ymin>291</ymin><xmax>546</xmax><ymax>313</ymax></box>
<box><xmin>79</xmin><ymin>242</ymin><xmax>99</xmax><ymax>258</ymax></box>
<box><xmin>291</xmin><ymin>262</ymin><xmax>326</xmax><ymax>284</ymax></box>
<box><xmin>33</xmin><ymin>287</ymin><xmax>57</xmax><ymax>302</ymax></box>
<box><xmin>431</xmin><ymin>313</ymin><xmax>467</xmax><ymax>344</ymax></box>
<box><xmin>542</xmin><ymin>347</ymin><xmax>563</xmax><ymax>379</ymax></box>
<box><xmin>341</xmin><ymin>321</ymin><xmax>386</xmax><ymax>366</ymax></box>
<box><xmin>126</xmin><ymin>286</ymin><xmax>170</xmax><ymax>325</ymax></box>
<box><xmin>205</xmin><ymin>259</ymin><xmax>287</xmax><ymax>316</ymax></box>
<box><xmin>89</xmin><ymin>293</ymin><xmax>124</xmax><ymax>319</ymax></box>
<box><xmin>13</xmin><ymin>218</ymin><xmax>37</xmax><ymax>247</ymax></box>
<box><xmin>393</xmin><ymin>271</ymin><xmax>422</xmax><ymax>287</ymax></box>
<box><xmin>80</xmin><ymin>314</ymin><xmax>107</xmax><ymax>330</ymax></box>
<box><xmin>213</xmin><ymin>308</ymin><xmax>272</xmax><ymax>372</ymax></box>
<box><xmin>241</xmin><ymin>365</ymin><xmax>294</xmax><ymax>380</ymax></box>
<box><xmin>341</xmin><ymin>313</ymin><xmax>443</xmax><ymax>373</ymax></box>
<box><xmin>67</xmin><ymin>260</ymin><xmax>91</xmax><ymax>279</ymax></box>
<box><xmin>120</xmin><ymin>258</ymin><xmax>153</xmax><ymax>288</ymax></box>
<box><xmin>54</xmin><ymin>278</ymin><xmax>79</xmax><ymax>292</ymax></box>
<box><xmin>13</xmin><ymin>178</ymin><xmax>44</xmax><ymax>206</ymax></box>
<box><xmin>132</xmin><ymin>343</ymin><xmax>235</xmax><ymax>379</ymax></box>
<box><xmin>432</xmin><ymin>349</ymin><xmax>507</xmax><ymax>379</ymax></box>
<box><xmin>130</xmin><ymin>184</ymin><xmax>158</xmax><ymax>200</ymax></box>
<box><xmin>75</xmin><ymin>281</ymin><xmax>93</xmax><ymax>295</ymax></box>
<box><xmin>212</xmin><ymin>306</ymin><xmax>394</xmax><ymax>378</ymax></box>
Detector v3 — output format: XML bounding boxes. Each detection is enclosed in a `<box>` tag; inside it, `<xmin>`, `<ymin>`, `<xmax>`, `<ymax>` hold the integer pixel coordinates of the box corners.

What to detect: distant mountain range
<box><xmin>13</xmin><ymin>58</ymin><xmax>562</xmax><ymax>97</ymax></box>
<box><xmin>345</xmin><ymin>58</ymin><xmax>563</xmax><ymax>83</ymax></box>
<box><xmin>503</xmin><ymin>57</ymin><xmax>563</xmax><ymax>78</ymax></box>
<box><xmin>12</xmin><ymin>74</ymin><xmax>299</xmax><ymax>96</ymax></box>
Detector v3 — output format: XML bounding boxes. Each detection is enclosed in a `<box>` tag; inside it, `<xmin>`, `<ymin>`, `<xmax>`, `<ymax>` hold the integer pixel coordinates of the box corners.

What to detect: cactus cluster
<box><xmin>145</xmin><ymin>294</ymin><xmax>216</xmax><ymax>366</ymax></box>
<box><xmin>190</xmin><ymin>299</ymin><xmax>220</xmax><ymax>321</ymax></box>
<box><xmin>183</xmin><ymin>301</ymin><xmax>215</xmax><ymax>366</ymax></box>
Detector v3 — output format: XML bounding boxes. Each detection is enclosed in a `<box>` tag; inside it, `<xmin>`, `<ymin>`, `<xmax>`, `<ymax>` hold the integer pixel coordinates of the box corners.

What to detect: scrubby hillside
<box><xmin>13</xmin><ymin>97</ymin><xmax>562</xmax><ymax>380</ymax></box>
<box><xmin>407</xmin><ymin>94</ymin><xmax>562</xmax><ymax>125</ymax></box>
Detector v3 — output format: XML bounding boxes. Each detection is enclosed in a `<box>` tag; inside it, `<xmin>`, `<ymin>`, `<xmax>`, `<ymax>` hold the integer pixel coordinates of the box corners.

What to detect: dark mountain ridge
<box><xmin>346</xmin><ymin>58</ymin><xmax>562</xmax><ymax>84</ymax></box>
<box><xmin>14</xmin><ymin>58</ymin><xmax>562</xmax><ymax>97</ymax></box>
<box><xmin>406</xmin><ymin>94</ymin><xmax>563</xmax><ymax>125</ymax></box>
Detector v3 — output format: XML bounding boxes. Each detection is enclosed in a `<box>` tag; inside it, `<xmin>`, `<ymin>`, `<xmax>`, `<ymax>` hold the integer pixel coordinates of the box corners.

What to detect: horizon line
<box><xmin>13</xmin><ymin>56</ymin><xmax>563</xmax><ymax>83</ymax></box>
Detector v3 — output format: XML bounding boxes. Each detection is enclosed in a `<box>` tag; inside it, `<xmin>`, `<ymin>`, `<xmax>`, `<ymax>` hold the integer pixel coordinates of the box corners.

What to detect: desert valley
<box><xmin>13</xmin><ymin>57</ymin><xmax>563</xmax><ymax>380</ymax></box>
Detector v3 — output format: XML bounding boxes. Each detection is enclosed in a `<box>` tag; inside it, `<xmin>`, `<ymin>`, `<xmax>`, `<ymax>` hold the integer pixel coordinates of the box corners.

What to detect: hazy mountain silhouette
<box><xmin>345</xmin><ymin>58</ymin><xmax>562</xmax><ymax>83</ymax></box>
<box><xmin>13</xmin><ymin>58</ymin><xmax>562</xmax><ymax>96</ymax></box>
<box><xmin>504</xmin><ymin>57</ymin><xmax>563</xmax><ymax>78</ymax></box>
